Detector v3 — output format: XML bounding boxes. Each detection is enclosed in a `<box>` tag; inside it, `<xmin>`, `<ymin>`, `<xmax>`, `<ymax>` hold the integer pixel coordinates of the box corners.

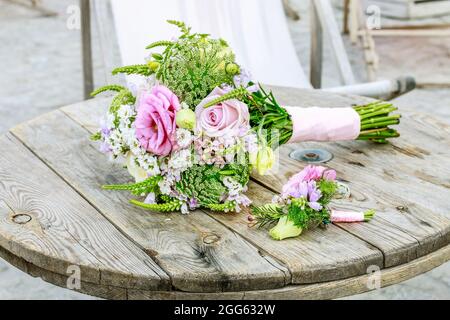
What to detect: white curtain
<box><xmin>110</xmin><ymin>0</ymin><xmax>311</xmax><ymax>89</ymax></box>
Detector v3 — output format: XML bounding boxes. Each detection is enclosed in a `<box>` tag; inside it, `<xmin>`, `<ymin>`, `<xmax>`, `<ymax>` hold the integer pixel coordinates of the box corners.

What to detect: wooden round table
<box><xmin>0</xmin><ymin>87</ymin><xmax>449</xmax><ymax>300</ymax></box>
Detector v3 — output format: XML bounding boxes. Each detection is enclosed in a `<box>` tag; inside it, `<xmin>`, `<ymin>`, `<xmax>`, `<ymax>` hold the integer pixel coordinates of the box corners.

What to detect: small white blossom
<box><xmin>181</xmin><ymin>203</ymin><xmax>189</xmax><ymax>214</ymax></box>
<box><xmin>168</xmin><ymin>149</ymin><xmax>192</xmax><ymax>171</ymax></box>
<box><xmin>176</xmin><ymin>128</ymin><xmax>193</xmax><ymax>149</ymax></box>
<box><xmin>158</xmin><ymin>177</ymin><xmax>173</xmax><ymax>195</ymax></box>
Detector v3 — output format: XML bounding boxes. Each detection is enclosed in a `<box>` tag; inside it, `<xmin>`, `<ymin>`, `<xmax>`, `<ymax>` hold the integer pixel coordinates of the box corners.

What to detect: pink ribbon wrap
<box><xmin>330</xmin><ymin>210</ymin><xmax>365</xmax><ymax>223</ymax></box>
<box><xmin>284</xmin><ymin>106</ymin><xmax>361</xmax><ymax>143</ymax></box>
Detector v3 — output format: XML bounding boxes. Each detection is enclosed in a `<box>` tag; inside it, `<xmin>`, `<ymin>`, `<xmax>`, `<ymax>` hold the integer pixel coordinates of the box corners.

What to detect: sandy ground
<box><xmin>0</xmin><ymin>0</ymin><xmax>448</xmax><ymax>299</ymax></box>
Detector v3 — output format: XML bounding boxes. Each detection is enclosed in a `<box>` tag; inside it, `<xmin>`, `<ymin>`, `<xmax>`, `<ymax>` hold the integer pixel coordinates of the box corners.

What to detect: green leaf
<box><xmin>91</xmin><ymin>84</ymin><xmax>126</xmax><ymax>97</ymax></box>
<box><xmin>90</xmin><ymin>131</ymin><xmax>102</xmax><ymax>141</ymax></box>
<box><xmin>112</xmin><ymin>64</ymin><xmax>152</xmax><ymax>76</ymax></box>
<box><xmin>145</xmin><ymin>40</ymin><xmax>173</xmax><ymax>50</ymax></box>
<box><xmin>102</xmin><ymin>176</ymin><xmax>162</xmax><ymax>196</ymax></box>
<box><xmin>251</xmin><ymin>203</ymin><xmax>283</xmax><ymax>228</ymax></box>
<box><xmin>130</xmin><ymin>199</ymin><xmax>182</xmax><ymax>212</ymax></box>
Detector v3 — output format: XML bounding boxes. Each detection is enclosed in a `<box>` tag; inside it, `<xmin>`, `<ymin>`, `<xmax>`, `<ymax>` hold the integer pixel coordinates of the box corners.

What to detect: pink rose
<box><xmin>195</xmin><ymin>87</ymin><xmax>250</xmax><ymax>137</ymax></box>
<box><xmin>135</xmin><ymin>85</ymin><xmax>180</xmax><ymax>156</ymax></box>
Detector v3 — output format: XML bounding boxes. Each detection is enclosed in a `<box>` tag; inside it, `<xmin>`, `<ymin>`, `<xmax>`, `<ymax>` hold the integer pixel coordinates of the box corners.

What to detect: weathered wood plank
<box><xmin>61</xmin><ymin>98</ymin><xmax>384</xmax><ymax>284</ymax></box>
<box><xmin>0</xmin><ymin>134</ymin><xmax>169</xmax><ymax>290</ymax></box>
<box><xmin>130</xmin><ymin>244</ymin><xmax>450</xmax><ymax>300</ymax></box>
<box><xmin>2</xmin><ymin>238</ymin><xmax>448</xmax><ymax>300</ymax></box>
<box><xmin>11</xmin><ymin>111</ymin><xmax>289</xmax><ymax>293</ymax></box>
<box><xmin>242</xmin><ymin>243</ymin><xmax>450</xmax><ymax>300</ymax></box>
<box><xmin>0</xmin><ymin>246</ymin><xmax>125</xmax><ymax>300</ymax></box>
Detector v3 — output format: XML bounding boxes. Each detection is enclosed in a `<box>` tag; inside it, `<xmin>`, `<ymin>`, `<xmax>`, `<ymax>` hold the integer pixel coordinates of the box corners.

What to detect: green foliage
<box><xmin>146</xmin><ymin>40</ymin><xmax>173</xmax><ymax>50</ymax></box>
<box><xmin>167</xmin><ymin>20</ymin><xmax>191</xmax><ymax>35</ymax></box>
<box><xmin>203</xmin><ymin>87</ymin><xmax>248</xmax><ymax>108</ymax></box>
<box><xmin>219</xmin><ymin>162</ymin><xmax>251</xmax><ymax>186</ymax></box>
<box><xmin>109</xmin><ymin>89</ymin><xmax>136</xmax><ymax>115</ymax></box>
<box><xmin>251</xmin><ymin>203</ymin><xmax>283</xmax><ymax>228</ymax></box>
<box><xmin>152</xmin><ymin>20</ymin><xmax>237</xmax><ymax>107</ymax></box>
<box><xmin>102</xmin><ymin>176</ymin><xmax>162</xmax><ymax>196</ymax></box>
<box><xmin>245</xmin><ymin>85</ymin><xmax>293</xmax><ymax>147</ymax></box>
<box><xmin>207</xmin><ymin>202</ymin><xmax>236</xmax><ymax>212</ymax></box>
<box><xmin>287</xmin><ymin>198</ymin><xmax>330</xmax><ymax>230</ymax></box>
<box><xmin>130</xmin><ymin>199</ymin><xmax>182</xmax><ymax>212</ymax></box>
<box><xmin>90</xmin><ymin>131</ymin><xmax>102</xmax><ymax>141</ymax></box>
<box><xmin>317</xmin><ymin>179</ymin><xmax>338</xmax><ymax>204</ymax></box>
<box><xmin>175</xmin><ymin>164</ymin><xmax>249</xmax><ymax>207</ymax></box>
<box><xmin>91</xmin><ymin>84</ymin><xmax>127</xmax><ymax>97</ymax></box>
<box><xmin>175</xmin><ymin>165</ymin><xmax>227</xmax><ymax>206</ymax></box>
<box><xmin>112</xmin><ymin>64</ymin><xmax>153</xmax><ymax>77</ymax></box>
<box><xmin>364</xmin><ymin>209</ymin><xmax>376</xmax><ymax>221</ymax></box>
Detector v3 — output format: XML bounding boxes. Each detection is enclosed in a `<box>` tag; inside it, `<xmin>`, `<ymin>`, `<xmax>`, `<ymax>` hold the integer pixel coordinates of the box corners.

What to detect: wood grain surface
<box><xmin>0</xmin><ymin>134</ymin><xmax>169</xmax><ymax>290</ymax></box>
<box><xmin>0</xmin><ymin>86</ymin><xmax>448</xmax><ymax>299</ymax></box>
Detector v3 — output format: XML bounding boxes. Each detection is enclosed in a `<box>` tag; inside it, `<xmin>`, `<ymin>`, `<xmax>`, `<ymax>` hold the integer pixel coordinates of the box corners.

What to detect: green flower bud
<box><xmin>269</xmin><ymin>216</ymin><xmax>302</xmax><ymax>240</ymax></box>
<box><xmin>250</xmin><ymin>146</ymin><xmax>275</xmax><ymax>175</ymax></box>
<box><xmin>147</xmin><ymin>61</ymin><xmax>160</xmax><ymax>72</ymax></box>
<box><xmin>225</xmin><ymin>63</ymin><xmax>240</xmax><ymax>75</ymax></box>
<box><xmin>176</xmin><ymin>108</ymin><xmax>196</xmax><ymax>131</ymax></box>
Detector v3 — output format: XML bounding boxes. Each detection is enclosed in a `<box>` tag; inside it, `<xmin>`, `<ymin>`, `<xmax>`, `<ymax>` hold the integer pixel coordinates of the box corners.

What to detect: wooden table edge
<box><xmin>1</xmin><ymin>240</ymin><xmax>448</xmax><ymax>300</ymax></box>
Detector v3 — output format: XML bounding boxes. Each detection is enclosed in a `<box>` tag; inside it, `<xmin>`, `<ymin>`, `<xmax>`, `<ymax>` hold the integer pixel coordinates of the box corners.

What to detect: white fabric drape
<box><xmin>110</xmin><ymin>0</ymin><xmax>311</xmax><ymax>89</ymax></box>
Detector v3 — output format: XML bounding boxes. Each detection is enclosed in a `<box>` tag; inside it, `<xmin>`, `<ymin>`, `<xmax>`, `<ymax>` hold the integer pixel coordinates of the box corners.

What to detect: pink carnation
<box><xmin>282</xmin><ymin>165</ymin><xmax>336</xmax><ymax>197</ymax></box>
<box><xmin>135</xmin><ymin>85</ymin><xmax>180</xmax><ymax>156</ymax></box>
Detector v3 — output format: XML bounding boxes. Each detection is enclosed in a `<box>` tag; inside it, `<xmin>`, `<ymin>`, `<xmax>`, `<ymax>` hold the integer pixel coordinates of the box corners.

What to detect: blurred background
<box><xmin>0</xmin><ymin>0</ymin><xmax>449</xmax><ymax>299</ymax></box>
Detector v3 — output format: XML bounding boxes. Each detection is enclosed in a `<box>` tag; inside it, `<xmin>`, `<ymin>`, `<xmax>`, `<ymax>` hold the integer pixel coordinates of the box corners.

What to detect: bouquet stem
<box><xmin>354</xmin><ymin>101</ymin><xmax>401</xmax><ymax>143</ymax></box>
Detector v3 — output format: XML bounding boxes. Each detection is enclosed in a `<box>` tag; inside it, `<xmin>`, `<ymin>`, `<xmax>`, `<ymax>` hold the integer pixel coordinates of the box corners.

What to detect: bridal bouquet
<box><xmin>251</xmin><ymin>165</ymin><xmax>375</xmax><ymax>240</ymax></box>
<box><xmin>91</xmin><ymin>20</ymin><xmax>400</xmax><ymax>214</ymax></box>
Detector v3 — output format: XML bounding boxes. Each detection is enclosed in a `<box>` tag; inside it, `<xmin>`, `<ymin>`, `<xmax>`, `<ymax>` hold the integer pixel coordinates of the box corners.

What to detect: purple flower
<box><xmin>307</xmin><ymin>181</ymin><xmax>322</xmax><ymax>202</ymax></box>
<box><xmin>99</xmin><ymin>118</ymin><xmax>111</xmax><ymax>137</ymax></box>
<box><xmin>188</xmin><ymin>198</ymin><xmax>198</xmax><ymax>209</ymax></box>
<box><xmin>233</xmin><ymin>69</ymin><xmax>260</xmax><ymax>93</ymax></box>
<box><xmin>144</xmin><ymin>193</ymin><xmax>156</xmax><ymax>204</ymax></box>
<box><xmin>308</xmin><ymin>201</ymin><xmax>322</xmax><ymax>211</ymax></box>
<box><xmin>323</xmin><ymin>169</ymin><xmax>337</xmax><ymax>181</ymax></box>
<box><xmin>282</xmin><ymin>165</ymin><xmax>335</xmax><ymax>197</ymax></box>
<box><xmin>99</xmin><ymin>141</ymin><xmax>111</xmax><ymax>154</ymax></box>
<box><xmin>233</xmin><ymin>69</ymin><xmax>251</xmax><ymax>87</ymax></box>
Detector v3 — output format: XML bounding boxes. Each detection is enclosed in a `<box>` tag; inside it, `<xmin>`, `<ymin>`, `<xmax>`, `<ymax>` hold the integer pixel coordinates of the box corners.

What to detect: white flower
<box><xmin>244</xmin><ymin>132</ymin><xmax>258</xmax><ymax>154</ymax></box>
<box><xmin>107</xmin><ymin>130</ymin><xmax>125</xmax><ymax>156</ymax></box>
<box><xmin>181</xmin><ymin>203</ymin><xmax>189</xmax><ymax>214</ymax></box>
<box><xmin>106</xmin><ymin>113</ymin><xmax>116</xmax><ymax>129</ymax></box>
<box><xmin>137</xmin><ymin>153</ymin><xmax>160</xmax><ymax>177</ymax></box>
<box><xmin>176</xmin><ymin>128</ymin><xmax>193</xmax><ymax>149</ymax></box>
<box><xmin>168</xmin><ymin>149</ymin><xmax>192</xmax><ymax>171</ymax></box>
<box><xmin>125</xmin><ymin>153</ymin><xmax>148</xmax><ymax>182</ymax></box>
<box><xmin>223</xmin><ymin>177</ymin><xmax>243</xmax><ymax>196</ymax></box>
<box><xmin>158</xmin><ymin>177</ymin><xmax>173</xmax><ymax>195</ymax></box>
<box><xmin>117</xmin><ymin>104</ymin><xmax>136</xmax><ymax>128</ymax></box>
